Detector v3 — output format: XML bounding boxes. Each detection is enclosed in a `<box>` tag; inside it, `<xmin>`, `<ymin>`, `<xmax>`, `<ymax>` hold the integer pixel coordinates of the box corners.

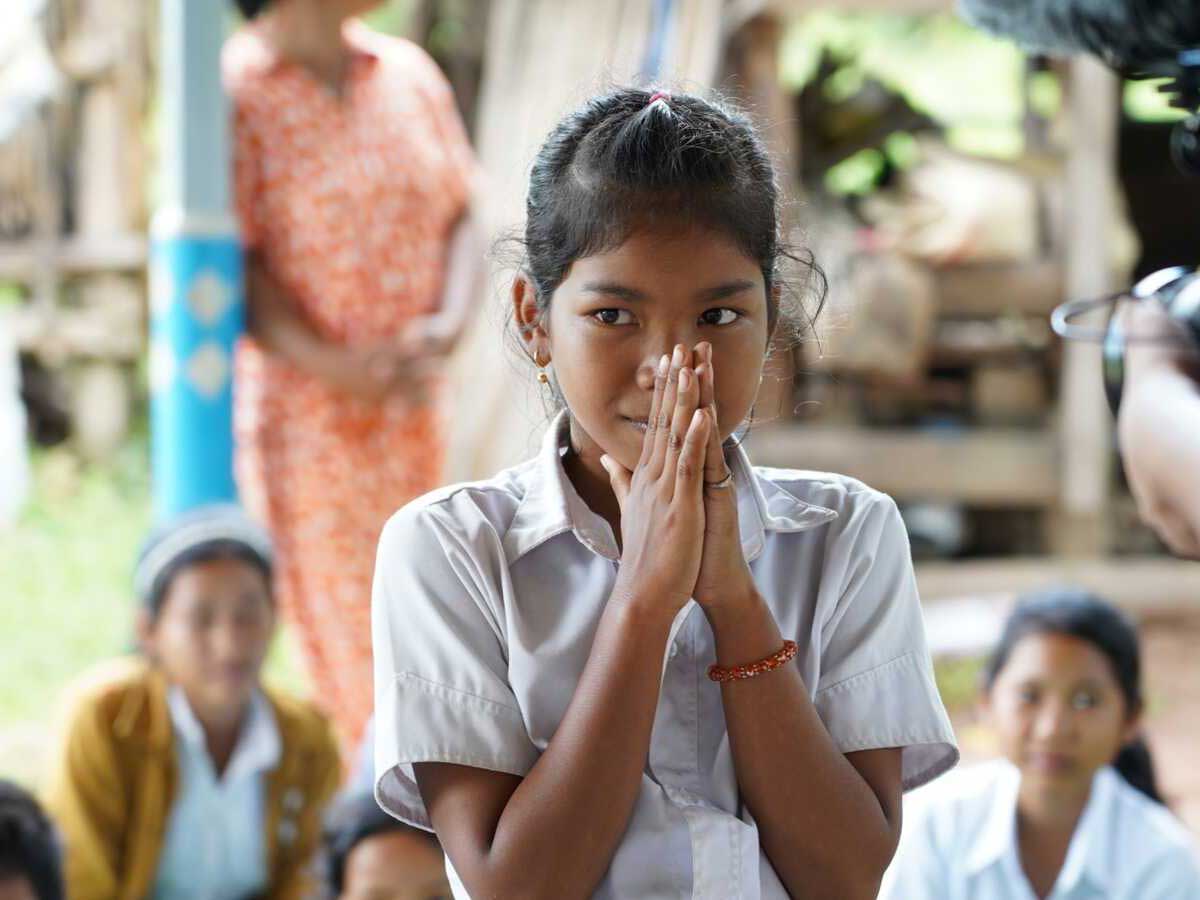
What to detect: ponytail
<box><xmin>232</xmin><ymin>0</ymin><xmax>272</xmax><ymax>19</ymax></box>
<box><xmin>1113</xmin><ymin>736</ymin><xmax>1164</xmax><ymax>803</ymax></box>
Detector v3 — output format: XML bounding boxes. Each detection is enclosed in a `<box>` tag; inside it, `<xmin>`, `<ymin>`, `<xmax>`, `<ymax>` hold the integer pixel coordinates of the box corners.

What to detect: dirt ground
<box><xmin>948</xmin><ymin>610</ymin><xmax>1200</xmax><ymax>834</ymax></box>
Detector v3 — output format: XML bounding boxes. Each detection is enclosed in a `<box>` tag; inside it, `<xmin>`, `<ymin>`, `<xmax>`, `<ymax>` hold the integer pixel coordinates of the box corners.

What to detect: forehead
<box><xmin>163</xmin><ymin>556</ymin><xmax>269</xmax><ymax>603</ymax></box>
<box><xmin>559</xmin><ymin>225</ymin><xmax>765</xmax><ymax>297</ymax></box>
<box><xmin>998</xmin><ymin>631</ymin><xmax>1118</xmax><ymax>685</ymax></box>
<box><xmin>345</xmin><ymin>829</ymin><xmax>446</xmax><ymax>883</ymax></box>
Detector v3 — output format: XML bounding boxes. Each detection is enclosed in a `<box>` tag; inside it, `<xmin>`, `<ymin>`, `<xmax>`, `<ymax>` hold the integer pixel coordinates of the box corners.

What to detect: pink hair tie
<box><xmin>647</xmin><ymin>90</ymin><xmax>671</xmax><ymax>107</ymax></box>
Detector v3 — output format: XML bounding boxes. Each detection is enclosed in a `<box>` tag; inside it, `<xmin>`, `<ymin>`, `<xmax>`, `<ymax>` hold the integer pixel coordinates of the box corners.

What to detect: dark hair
<box><xmin>232</xmin><ymin>0</ymin><xmax>272</xmax><ymax>19</ymax></box>
<box><xmin>517</xmin><ymin>86</ymin><xmax>825</xmax><ymax>350</ymax></box>
<box><xmin>961</xmin><ymin>0</ymin><xmax>1200</xmax><ymax>71</ymax></box>
<box><xmin>982</xmin><ymin>587</ymin><xmax>1163</xmax><ymax>803</ymax></box>
<box><xmin>322</xmin><ymin>791</ymin><xmax>441</xmax><ymax>896</ymax></box>
<box><xmin>148</xmin><ymin>540</ymin><xmax>273</xmax><ymax>619</ymax></box>
<box><xmin>0</xmin><ymin>781</ymin><xmax>64</xmax><ymax>900</ymax></box>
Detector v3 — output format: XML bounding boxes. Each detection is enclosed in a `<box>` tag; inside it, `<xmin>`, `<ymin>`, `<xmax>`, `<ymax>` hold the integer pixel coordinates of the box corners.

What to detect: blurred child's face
<box><xmin>984</xmin><ymin>632</ymin><xmax>1139</xmax><ymax>790</ymax></box>
<box><xmin>523</xmin><ymin>224</ymin><xmax>772</xmax><ymax>472</ymax></box>
<box><xmin>140</xmin><ymin>557</ymin><xmax>274</xmax><ymax>725</ymax></box>
<box><xmin>340</xmin><ymin>830</ymin><xmax>451</xmax><ymax>900</ymax></box>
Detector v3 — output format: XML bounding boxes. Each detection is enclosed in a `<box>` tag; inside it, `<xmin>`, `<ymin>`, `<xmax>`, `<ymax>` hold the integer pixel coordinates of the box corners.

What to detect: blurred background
<box><xmin>1</xmin><ymin>0</ymin><xmax>1197</xmax><ymax>828</ymax></box>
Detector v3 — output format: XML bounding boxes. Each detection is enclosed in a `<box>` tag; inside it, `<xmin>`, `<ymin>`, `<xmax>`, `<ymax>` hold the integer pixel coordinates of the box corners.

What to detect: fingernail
<box><xmin>680</xmin><ymin>368</ymin><xmax>691</xmax><ymax>389</ymax></box>
<box><xmin>692</xmin><ymin>409</ymin><xmax>705</xmax><ymax>426</ymax></box>
<box><xmin>599</xmin><ymin>454</ymin><xmax>610</xmax><ymax>471</ymax></box>
<box><xmin>658</xmin><ymin>354</ymin><xmax>670</xmax><ymax>376</ymax></box>
<box><xmin>672</xmin><ymin>345</ymin><xmax>684</xmax><ymax>367</ymax></box>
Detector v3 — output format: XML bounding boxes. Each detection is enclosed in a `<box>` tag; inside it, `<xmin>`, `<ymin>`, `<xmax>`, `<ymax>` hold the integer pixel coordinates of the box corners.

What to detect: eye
<box><xmin>1017</xmin><ymin>686</ymin><xmax>1040</xmax><ymax>706</ymax></box>
<box><xmin>591</xmin><ymin>308</ymin><xmax>636</xmax><ymax>326</ymax></box>
<box><xmin>1071</xmin><ymin>690</ymin><xmax>1098</xmax><ymax>711</ymax></box>
<box><xmin>700</xmin><ymin>307</ymin><xmax>740</xmax><ymax>326</ymax></box>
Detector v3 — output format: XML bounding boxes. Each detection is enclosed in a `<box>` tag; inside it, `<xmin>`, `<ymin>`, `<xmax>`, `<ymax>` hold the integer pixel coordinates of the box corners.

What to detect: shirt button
<box><xmin>669</xmin><ymin>642</ymin><xmax>679</xmax><ymax>659</ymax></box>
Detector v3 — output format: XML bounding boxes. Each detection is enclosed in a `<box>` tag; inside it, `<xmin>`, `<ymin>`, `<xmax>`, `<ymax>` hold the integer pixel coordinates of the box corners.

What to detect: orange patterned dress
<box><xmin>223</xmin><ymin>21</ymin><xmax>477</xmax><ymax>754</ymax></box>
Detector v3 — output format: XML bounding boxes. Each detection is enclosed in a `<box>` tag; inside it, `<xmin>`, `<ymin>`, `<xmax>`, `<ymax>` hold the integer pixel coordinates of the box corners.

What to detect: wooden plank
<box><xmin>917</xmin><ymin>557</ymin><xmax>1200</xmax><ymax>659</ymax></box>
<box><xmin>1053</xmin><ymin>56</ymin><xmax>1121</xmax><ymax>555</ymax></box>
<box><xmin>934</xmin><ymin>260</ymin><xmax>1063</xmax><ymax>317</ymax></box>
<box><xmin>745</xmin><ymin>424</ymin><xmax>1058</xmax><ymax>505</ymax></box>
<box><xmin>0</xmin><ymin>234</ymin><xmax>147</xmax><ymax>279</ymax></box>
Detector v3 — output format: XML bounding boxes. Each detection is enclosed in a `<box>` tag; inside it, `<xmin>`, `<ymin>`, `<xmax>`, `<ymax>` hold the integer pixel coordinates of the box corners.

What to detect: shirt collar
<box><xmin>964</xmin><ymin>761</ymin><xmax>1118</xmax><ymax>892</ymax></box>
<box><xmin>505</xmin><ymin>410</ymin><xmax>837</xmax><ymax>563</ymax></box>
<box><xmin>167</xmin><ymin>686</ymin><xmax>282</xmax><ymax>784</ymax></box>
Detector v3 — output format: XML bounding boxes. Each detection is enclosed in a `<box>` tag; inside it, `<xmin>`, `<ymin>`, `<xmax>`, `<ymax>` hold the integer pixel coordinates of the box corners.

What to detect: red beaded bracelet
<box><xmin>707</xmin><ymin>640</ymin><xmax>798</xmax><ymax>683</ymax></box>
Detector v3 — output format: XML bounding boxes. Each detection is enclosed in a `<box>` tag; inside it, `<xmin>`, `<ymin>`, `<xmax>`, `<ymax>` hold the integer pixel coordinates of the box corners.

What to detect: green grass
<box><xmin>0</xmin><ymin>433</ymin><xmax>308</xmax><ymax>785</ymax></box>
<box><xmin>933</xmin><ymin>654</ymin><xmax>985</xmax><ymax>716</ymax></box>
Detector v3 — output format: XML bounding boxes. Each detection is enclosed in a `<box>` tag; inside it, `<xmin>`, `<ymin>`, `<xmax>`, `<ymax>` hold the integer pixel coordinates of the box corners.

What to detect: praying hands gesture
<box><xmin>600</xmin><ymin>344</ymin><xmax>711</xmax><ymax>616</ymax></box>
<box><xmin>601</xmin><ymin>342</ymin><xmax>759</xmax><ymax>618</ymax></box>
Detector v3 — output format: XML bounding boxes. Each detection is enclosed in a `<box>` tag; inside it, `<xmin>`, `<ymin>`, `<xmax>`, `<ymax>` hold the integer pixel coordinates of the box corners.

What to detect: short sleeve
<box><xmin>404</xmin><ymin>44</ymin><xmax>480</xmax><ymax>217</ymax></box>
<box><xmin>372</xmin><ymin>498</ymin><xmax>538</xmax><ymax>830</ymax></box>
<box><xmin>230</xmin><ymin>102</ymin><xmax>265</xmax><ymax>251</ymax></box>
<box><xmin>812</xmin><ymin>493</ymin><xmax>958</xmax><ymax>791</ymax></box>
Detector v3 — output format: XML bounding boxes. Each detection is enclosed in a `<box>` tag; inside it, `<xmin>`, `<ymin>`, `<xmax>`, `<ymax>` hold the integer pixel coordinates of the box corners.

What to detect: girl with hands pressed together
<box><xmin>372</xmin><ymin>89</ymin><xmax>958</xmax><ymax>899</ymax></box>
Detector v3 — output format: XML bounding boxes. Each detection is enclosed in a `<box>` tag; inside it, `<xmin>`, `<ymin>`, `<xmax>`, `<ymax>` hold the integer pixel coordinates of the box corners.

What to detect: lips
<box><xmin>621</xmin><ymin>416</ymin><xmax>649</xmax><ymax>432</ymax></box>
<box><xmin>1025</xmin><ymin>751</ymin><xmax>1076</xmax><ymax>774</ymax></box>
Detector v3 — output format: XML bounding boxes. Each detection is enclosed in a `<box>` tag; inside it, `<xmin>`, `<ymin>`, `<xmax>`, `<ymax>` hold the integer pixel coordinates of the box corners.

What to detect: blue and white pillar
<box><xmin>150</xmin><ymin>0</ymin><xmax>242</xmax><ymax>519</ymax></box>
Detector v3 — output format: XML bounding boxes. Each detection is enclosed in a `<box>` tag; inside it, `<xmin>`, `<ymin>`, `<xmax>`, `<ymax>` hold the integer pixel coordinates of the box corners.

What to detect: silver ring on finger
<box><xmin>705</xmin><ymin>471</ymin><xmax>734</xmax><ymax>490</ymax></box>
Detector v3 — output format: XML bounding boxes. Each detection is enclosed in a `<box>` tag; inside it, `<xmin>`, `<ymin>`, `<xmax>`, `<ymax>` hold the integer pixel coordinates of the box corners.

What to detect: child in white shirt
<box><xmin>372</xmin><ymin>87</ymin><xmax>958</xmax><ymax>899</ymax></box>
<box><xmin>883</xmin><ymin>587</ymin><xmax>1200</xmax><ymax>899</ymax></box>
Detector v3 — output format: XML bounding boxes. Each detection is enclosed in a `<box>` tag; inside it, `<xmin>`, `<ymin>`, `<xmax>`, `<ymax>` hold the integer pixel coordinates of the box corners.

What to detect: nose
<box><xmin>636</xmin><ymin>333</ymin><xmax>703</xmax><ymax>391</ymax></box>
<box><xmin>1031</xmin><ymin>698</ymin><xmax>1075</xmax><ymax>742</ymax></box>
<box><xmin>210</xmin><ymin>620</ymin><xmax>255</xmax><ymax>668</ymax></box>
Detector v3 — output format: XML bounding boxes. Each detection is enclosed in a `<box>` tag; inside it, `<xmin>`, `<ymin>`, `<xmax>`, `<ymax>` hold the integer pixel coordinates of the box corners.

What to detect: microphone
<box><xmin>959</xmin><ymin>0</ymin><xmax>1198</xmax><ymax>71</ymax></box>
<box><xmin>959</xmin><ymin>0</ymin><xmax>1200</xmax><ymax>173</ymax></box>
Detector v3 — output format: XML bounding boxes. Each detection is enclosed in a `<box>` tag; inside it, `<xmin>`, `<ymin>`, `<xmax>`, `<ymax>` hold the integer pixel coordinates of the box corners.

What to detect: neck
<box><xmin>1017</xmin><ymin>771</ymin><xmax>1093</xmax><ymax>835</ymax></box>
<box><xmin>259</xmin><ymin>0</ymin><xmax>353</xmax><ymax>89</ymax></box>
<box><xmin>563</xmin><ymin>419</ymin><xmax>623</xmax><ymax>544</ymax></box>
<box><xmin>192</xmin><ymin>698</ymin><xmax>249</xmax><ymax>778</ymax></box>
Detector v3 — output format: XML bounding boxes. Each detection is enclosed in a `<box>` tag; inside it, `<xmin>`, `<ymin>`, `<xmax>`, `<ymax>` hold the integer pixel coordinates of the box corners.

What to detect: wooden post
<box><xmin>1052</xmin><ymin>56</ymin><xmax>1121</xmax><ymax>555</ymax></box>
<box><xmin>723</xmin><ymin>12</ymin><xmax>802</xmax><ymax>424</ymax></box>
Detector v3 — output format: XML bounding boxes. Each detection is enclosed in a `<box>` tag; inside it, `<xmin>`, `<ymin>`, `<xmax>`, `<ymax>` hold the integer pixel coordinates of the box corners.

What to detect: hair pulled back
<box><xmin>232</xmin><ymin>0</ymin><xmax>272</xmax><ymax>20</ymax></box>
<box><xmin>983</xmin><ymin>587</ymin><xmax>1162</xmax><ymax>803</ymax></box>
<box><xmin>520</xmin><ymin>87</ymin><xmax>824</xmax><ymax>336</ymax></box>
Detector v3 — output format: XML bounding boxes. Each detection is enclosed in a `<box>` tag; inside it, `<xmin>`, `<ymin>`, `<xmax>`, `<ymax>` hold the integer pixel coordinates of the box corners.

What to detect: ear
<box><xmin>134</xmin><ymin>607</ymin><xmax>156</xmax><ymax>657</ymax></box>
<box><xmin>512</xmin><ymin>274</ymin><xmax>550</xmax><ymax>364</ymax></box>
<box><xmin>1121</xmin><ymin>705</ymin><xmax>1144</xmax><ymax>747</ymax></box>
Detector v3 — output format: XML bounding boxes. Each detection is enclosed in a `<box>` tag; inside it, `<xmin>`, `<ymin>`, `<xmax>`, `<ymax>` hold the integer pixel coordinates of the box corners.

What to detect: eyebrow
<box><xmin>580</xmin><ymin>279</ymin><xmax>758</xmax><ymax>303</ymax></box>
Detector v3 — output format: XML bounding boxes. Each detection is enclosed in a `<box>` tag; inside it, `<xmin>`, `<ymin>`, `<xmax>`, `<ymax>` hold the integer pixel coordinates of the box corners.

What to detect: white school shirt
<box><xmin>150</xmin><ymin>686</ymin><xmax>281</xmax><ymax>900</ymax></box>
<box><xmin>881</xmin><ymin>759</ymin><xmax>1200</xmax><ymax>900</ymax></box>
<box><xmin>372</xmin><ymin>411</ymin><xmax>958</xmax><ymax>899</ymax></box>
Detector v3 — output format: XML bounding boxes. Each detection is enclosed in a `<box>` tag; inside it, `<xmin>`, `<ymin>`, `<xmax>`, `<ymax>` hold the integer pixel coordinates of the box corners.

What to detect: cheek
<box><xmin>712</xmin><ymin>347</ymin><xmax>763</xmax><ymax>427</ymax></box>
<box><xmin>551</xmin><ymin>328</ymin><xmax>636</xmax><ymax>399</ymax></box>
<box><xmin>988</xmin><ymin>698</ymin><xmax>1033</xmax><ymax>741</ymax></box>
<box><xmin>158</xmin><ymin>622</ymin><xmax>209</xmax><ymax>667</ymax></box>
<box><xmin>1081</xmin><ymin>709</ymin><xmax>1132</xmax><ymax>757</ymax></box>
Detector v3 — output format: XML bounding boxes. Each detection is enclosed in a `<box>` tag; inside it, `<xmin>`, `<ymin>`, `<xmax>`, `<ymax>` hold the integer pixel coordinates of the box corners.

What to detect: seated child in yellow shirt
<box><xmin>45</xmin><ymin>504</ymin><xmax>341</xmax><ymax>900</ymax></box>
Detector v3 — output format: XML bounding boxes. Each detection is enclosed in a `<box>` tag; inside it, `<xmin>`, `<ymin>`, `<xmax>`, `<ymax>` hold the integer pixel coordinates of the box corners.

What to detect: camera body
<box><xmin>1102</xmin><ymin>267</ymin><xmax>1200</xmax><ymax>415</ymax></box>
